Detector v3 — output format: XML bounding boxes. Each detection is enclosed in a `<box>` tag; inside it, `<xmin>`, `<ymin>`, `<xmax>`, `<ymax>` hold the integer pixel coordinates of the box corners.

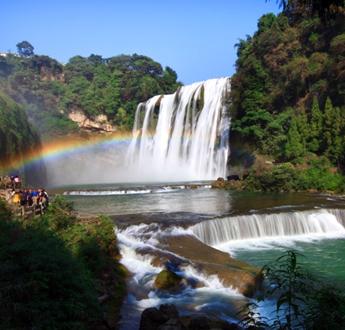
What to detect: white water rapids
<box><xmin>117</xmin><ymin>208</ymin><xmax>345</xmax><ymax>329</ymax></box>
<box><xmin>126</xmin><ymin>78</ymin><xmax>230</xmax><ymax>182</ymax></box>
<box><xmin>191</xmin><ymin>208</ymin><xmax>345</xmax><ymax>249</ymax></box>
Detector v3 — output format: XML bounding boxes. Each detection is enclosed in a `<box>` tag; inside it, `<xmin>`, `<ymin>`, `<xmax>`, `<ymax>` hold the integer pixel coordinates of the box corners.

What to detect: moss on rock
<box><xmin>154</xmin><ymin>269</ymin><xmax>182</xmax><ymax>291</ymax></box>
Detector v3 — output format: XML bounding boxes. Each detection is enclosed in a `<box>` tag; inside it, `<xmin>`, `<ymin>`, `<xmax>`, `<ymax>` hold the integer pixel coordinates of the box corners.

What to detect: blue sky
<box><xmin>1</xmin><ymin>0</ymin><xmax>280</xmax><ymax>84</ymax></box>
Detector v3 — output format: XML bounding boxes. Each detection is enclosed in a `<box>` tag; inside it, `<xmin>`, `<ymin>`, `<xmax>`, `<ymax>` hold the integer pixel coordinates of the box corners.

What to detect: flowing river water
<box><xmin>61</xmin><ymin>183</ymin><xmax>345</xmax><ymax>329</ymax></box>
<box><xmin>54</xmin><ymin>78</ymin><xmax>345</xmax><ymax>329</ymax></box>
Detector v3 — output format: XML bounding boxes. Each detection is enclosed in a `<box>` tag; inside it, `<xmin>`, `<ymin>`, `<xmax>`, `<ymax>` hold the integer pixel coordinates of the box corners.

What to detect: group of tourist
<box><xmin>12</xmin><ymin>188</ymin><xmax>49</xmax><ymax>215</ymax></box>
<box><xmin>0</xmin><ymin>175</ymin><xmax>21</xmax><ymax>189</ymax></box>
<box><xmin>0</xmin><ymin>175</ymin><xmax>49</xmax><ymax>217</ymax></box>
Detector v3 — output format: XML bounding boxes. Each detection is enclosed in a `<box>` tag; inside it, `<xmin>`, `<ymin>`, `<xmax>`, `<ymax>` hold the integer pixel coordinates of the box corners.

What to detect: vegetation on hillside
<box><xmin>0</xmin><ymin>197</ymin><xmax>126</xmax><ymax>329</ymax></box>
<box><xmin>231</xmin><ymin>0</ymin><xmax>345</xmax><ymax>175</ymax></box>
<box><xmin>0</xmin><ymin>48</ymin><xmax>181</xmax><ymax>137</ymax></box>
<box><xmin>0</xmin><ymin>90</ymin><xmax>46</xmax><ymax>184</ymax></box>
<box><xmin>243</xmin><ymin>155</ymin><xmax>345</xmax><ymax>192</ymax></box>
<box><xmin>0</xmin><ymin>90</ymin><xmax>39</xmax><ymax>162</ymax></box>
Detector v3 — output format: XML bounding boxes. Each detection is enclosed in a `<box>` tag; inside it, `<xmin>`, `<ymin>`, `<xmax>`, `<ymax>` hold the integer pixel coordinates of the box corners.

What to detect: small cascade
<box><xmin>191</xmin><ymin>209</ymin><xmax>345</xmax><ymax>245</ymax></box>
<box><xmin>329</xmin><ymin>209</ymin><xmax>345</xmax><ymax>226</ymax></box>
<box><xmin>126</xmin><ymin>78</ymin><xmax>230</xmax><ymax>181</ymax></box>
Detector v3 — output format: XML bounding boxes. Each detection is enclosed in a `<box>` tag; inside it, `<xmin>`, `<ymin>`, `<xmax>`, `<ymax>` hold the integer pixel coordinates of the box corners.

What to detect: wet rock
<box><xmin>140</xmin><ymin>307</ymin><xmax>168</xmax><ymax>330</ymax></box>
<box><xmin>161</xmin><ymin>235</ymin><xmax>262</xmax><ymax>297</ymax></box>
<box><xmin>184</xmin><ymin>315</ymin><xmax>240</xmax><ymax>330</ymax></box>
<box><xmin>140</xmin><ymin>304</ymin><xmax>181</xmax><ymax>330</ymax></box>
<box><xmin>159</xmin><ymin>304</ymin><xmax>179</xmax><ymax>318</ymax></box>
<box><xmin>154</xmin><ymin>269</ymin><xmax>183</xmax><ymax>291</ymax></box>
<box><xmin>158</xmin><ymin>318</ymin><xmax>186</xmax><ymax>330</ymax></box>
<box><xmin>227</xmin><ymin>175</ymin><xmax>241</xmax><ymax>181</ymax></box>
<box><xmin>140</xmin><ymin>304</ymin><xmax>240</xmax><ymax>330</ymax></box>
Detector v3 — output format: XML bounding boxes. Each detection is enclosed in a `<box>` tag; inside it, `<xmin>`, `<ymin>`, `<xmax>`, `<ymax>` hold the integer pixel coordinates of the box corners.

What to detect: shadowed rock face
<box><xmin>139</xmin><ymin>304</ymin><xmax>240</xmax><ymax>330</ymax></box>
<box><xmin>160</xmin><ymin>235</ymin><xmax>262</xmax><ymax>297</ymax></box>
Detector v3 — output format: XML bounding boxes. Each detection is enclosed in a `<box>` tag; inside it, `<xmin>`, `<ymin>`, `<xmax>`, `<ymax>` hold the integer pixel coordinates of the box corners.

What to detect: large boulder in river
<box><xmin>139</xmin><ymin>304</ymin><xmax>185</xmax><ymax>330</ymax></box>
<box><xmin>154</xmin><ymin>269</ymin><xmax>183</xmax><ymax>291</ymax></box>
<box><xmin>183</xmin><ymin>315</ymin><xmax>240</xmax><ymax>330</ymax></box>
<box><xmin>161</xmin><ymin>235</ymin><xmax>262</xmax><ymax>297</ymax></box>
<box><xmin>139</xmin><ymin>304</ymin><xmax>240</xmax><ymax>330</ymax></box>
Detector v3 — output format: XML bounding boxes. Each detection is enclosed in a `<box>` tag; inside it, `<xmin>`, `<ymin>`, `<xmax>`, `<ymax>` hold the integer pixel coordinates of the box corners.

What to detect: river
<box><xmin>59</xmin><ymin>182</ymin><xmax>345</xmax><ymax>329</ymax></box>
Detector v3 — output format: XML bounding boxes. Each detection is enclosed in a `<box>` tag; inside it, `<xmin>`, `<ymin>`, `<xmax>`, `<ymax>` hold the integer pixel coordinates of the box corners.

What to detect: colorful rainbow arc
<box><xmin>0</xmin><ymin>132</ymin><xmax>137</xmax><ymax>173</ymax></box>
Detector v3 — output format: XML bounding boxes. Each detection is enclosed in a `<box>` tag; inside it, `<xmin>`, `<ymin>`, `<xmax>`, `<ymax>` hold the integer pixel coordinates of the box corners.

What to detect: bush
<box><xmin>245</xmin><ymin>163</ymin><xmax>298</xmax><ymax>192</ymax></box>
<box><xmin>0</xmin><ymin>214</ymin><xmax>100</xmax><ymax>329</ymax></box>
<box><xmin>0</xmin><ymin>197</ymin><xmax>126</xmax><ymax>329</ymax></box>
<box><xmin>244</xmin><ymin>157</ymin><xmax>345</xmax><ymax>192</ymax></box>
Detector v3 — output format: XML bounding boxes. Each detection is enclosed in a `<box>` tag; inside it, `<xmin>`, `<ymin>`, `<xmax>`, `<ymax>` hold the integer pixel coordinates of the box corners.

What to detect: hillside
<box><xmin>0</xmin><ymin>51</ymin><xmax>181</xmax><ymax>137</ymax></box>
<box><xmin>0</xmin><ymin>91</ymin><xmax>46</xmax><ymax>184</ymax></box>
<box><xmin>230</xmin><ymin>0</ymin><xmax>345</xmax><ymax>170</ymax></box>
<box><xmin>0</xmin><ymin>197</ymin><xmax>126</xmax><ymax>329</ymax></box>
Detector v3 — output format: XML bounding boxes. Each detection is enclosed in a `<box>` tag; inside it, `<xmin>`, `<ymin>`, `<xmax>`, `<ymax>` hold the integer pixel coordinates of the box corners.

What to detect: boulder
<box><xmin>161</xmin><ymin>235</ymin><xmax>262</xmax><ymax>297</ymax></box>
<box><xmin>158</xmin><ymin>318</ymin><xmax>186</xmax><ymax>330</ymax></box>
<box><xmin>140</xmin><ymin>307</ymin><xmax>169</xmax><ymax>330</ymax></box>
<box><xmin>227</xmin><ymin>175</ymin><xmax>241</xmax><ymax>181</ymax></box>
<box><xmin>140</xmin><ymin>304</ymin><xmax>240</xmax><ymax>330</ymax></box>
<box><xmin>140</xmin><ymin>304</ymin><xmax>181</xmax><ymax>330</ymax></box>
<box><xmin>184</xmin><ymin>315</ymin><xmax>240</xmax><ymax>330</ymax></box>
<box><xmin>154</xmin><ymin>269</ymin><xmax>183</xmax><ymax>291</ymax></box>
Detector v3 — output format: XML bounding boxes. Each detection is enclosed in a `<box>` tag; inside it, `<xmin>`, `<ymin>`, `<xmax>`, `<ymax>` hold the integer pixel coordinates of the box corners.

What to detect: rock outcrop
<box><xmin>211</xmin><ymin>177</ymin><xmax>244</xmax><ymax>191</ymax></box>
<box><xmin>161</xmin><ymin>235</ymin><xmax>262</xmax><ymax>297</ymax></box>
<box><xmin>68</xmin><ymin>110</ymin><xmax>115</xmax><ymax>132</ymax></box>
<box><xmin>139</xmin><ymin>304</ymin><xmax>240</xmax><ymax>330</ymax></box>
<box><xmin>154</xmin><ymin>269</ymin><xmax>183</xmax><ymax>291</ymax></box>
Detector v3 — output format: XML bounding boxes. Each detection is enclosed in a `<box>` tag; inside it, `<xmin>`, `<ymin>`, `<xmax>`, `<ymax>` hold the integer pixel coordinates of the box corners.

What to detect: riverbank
<box><xmin>215</xmin><ymin>156</ymin><xmax>345</xmax><ymax>194</ymax></box>
<box><xmin>0</xmin><ymin>196</ymin><xmax>127</xmax><ymax>329</ymax></box>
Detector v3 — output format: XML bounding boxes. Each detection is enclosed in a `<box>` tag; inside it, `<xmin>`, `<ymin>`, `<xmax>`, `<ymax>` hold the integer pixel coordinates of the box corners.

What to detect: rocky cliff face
<box><xmin>68</xmin><ymin>110</ymin><xmax>115</xmax><ymax>132</ymax></box>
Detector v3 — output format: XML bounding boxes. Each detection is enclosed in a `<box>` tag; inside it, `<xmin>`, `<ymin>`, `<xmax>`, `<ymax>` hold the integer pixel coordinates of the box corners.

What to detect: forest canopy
<box><xmin>0</xmin><ymin>51</ymin><xmax>181</xmax><ymax>137</ymax></box>
<box><xmin>231</xmin><ymin>0</ymin><xmax>345</xmax><ymax>169</ymax></box>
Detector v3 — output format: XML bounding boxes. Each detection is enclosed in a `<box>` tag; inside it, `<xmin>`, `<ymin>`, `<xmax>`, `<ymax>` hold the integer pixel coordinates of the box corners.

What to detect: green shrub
<box><xmin>245</xmin><ymin>163</ymin><xmax>298</xmax><ymax>192</ymax></box>
<box><xmin>244</xmin><ymin>157</ymin><xmax>345</xmax><ymax>192</ymax></box>
<box><xmin>0</xmin><ymin>199</ymin><xmax>12</xmax><ymax>220</ymax></box>
<box><xmin>0</xmin><ymin>196</ymin><xmax>126</xmax><ymax>329</ymax></box>
<box><xmin>0</xmin><ymin>217</ymin><xmax>100</xmax><ymax>329</ymax></box>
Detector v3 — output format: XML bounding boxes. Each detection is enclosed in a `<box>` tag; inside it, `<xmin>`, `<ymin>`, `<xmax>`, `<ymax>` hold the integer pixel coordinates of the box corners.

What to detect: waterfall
<box><xmin>191</xmin><ymin>209</ymin><xmax>345</xmax><ymax>245</ymax></box>
<box><xmin>127</xmin><ymin>78</ymin><xmax>230</xmax><ymax>182</ymax></box>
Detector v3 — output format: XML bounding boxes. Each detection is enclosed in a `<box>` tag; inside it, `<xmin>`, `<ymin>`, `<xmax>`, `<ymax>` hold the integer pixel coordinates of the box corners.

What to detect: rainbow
<box><xmin>0</xmin><ymin>131</ymin><xmax>137</xmax><ymax>173</ymax></box>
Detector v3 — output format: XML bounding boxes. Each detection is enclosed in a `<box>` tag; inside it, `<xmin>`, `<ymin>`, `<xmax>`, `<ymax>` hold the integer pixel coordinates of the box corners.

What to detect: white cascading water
<box><xmin>191</xmin><ymin>209</ymin><xmax>345</xmax><ymax>246</ymax></box>
<box><xmin>126</xmin><ymin>78</ymin><xmax>230</xmax><ymax>181</ymax></box>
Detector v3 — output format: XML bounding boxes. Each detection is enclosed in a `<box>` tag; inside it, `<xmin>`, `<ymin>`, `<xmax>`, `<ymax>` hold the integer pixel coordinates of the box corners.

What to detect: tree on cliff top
<box><xmin>273</xmin><ymin>0</ymin><xmax>345</xmax><ymax>18</ymax></box>
<box><xmin>16</xmin><ymin>41</ymin><xmax>34</xmax><ymax>57</ymax></box>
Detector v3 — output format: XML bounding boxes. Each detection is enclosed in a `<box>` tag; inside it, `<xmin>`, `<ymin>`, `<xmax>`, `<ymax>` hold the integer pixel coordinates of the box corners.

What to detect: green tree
<box><xmin>257</xmin><ymin>13</ymin><xmax>277</xmax><ymax>33</ymax></box>
<box><xmin>16</xmin><ymin>40</ymin><xmax>34</xmax><ymax>57</ymax></box>
<box><xmin>115</xmin><ymin>107</ymin><xmax>128</xmax><ymax>127</ymax></box>
<box><xmin>285</xmin><ymin>116</ymin><xmax>305</xmax><ymax>159</ymax></box>
<box><xmin>323</xmin><ymin>98</ymin><xmax>343</xmax><ymax>163</ymax></box>
<box><xmin>296</xmin><ymin>111</ymin><xmax>309</xmax><ymax>152</ymax></box>
<box><xmin>308</xmin><ymin>96</ymin><xmax>323</xmax><ymax>152</ymax></box>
